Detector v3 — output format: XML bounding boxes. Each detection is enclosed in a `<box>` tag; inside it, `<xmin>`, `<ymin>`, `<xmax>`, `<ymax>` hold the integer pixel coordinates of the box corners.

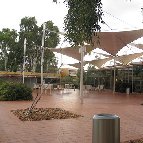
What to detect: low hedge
<box><xmin>0</xmin><ymin>81</ymin><xmax>33</xmax><ymax>101</ymax></box>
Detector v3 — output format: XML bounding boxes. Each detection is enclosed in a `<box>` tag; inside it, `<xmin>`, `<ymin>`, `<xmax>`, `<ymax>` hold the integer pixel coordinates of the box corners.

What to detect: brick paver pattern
<box><xmin>0</xmin><ymin>89</ymin><xmax>143</xmax><ymax>143</ymax></box>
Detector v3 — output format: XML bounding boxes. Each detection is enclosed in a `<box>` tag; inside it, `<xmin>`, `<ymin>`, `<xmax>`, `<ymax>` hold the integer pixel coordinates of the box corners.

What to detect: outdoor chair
<box><xmin>85</xmin><ymin>85</ymin><xmax>92</xmax><ymax>90</ymax></box>
<box><xmin>33</xmin><ymin>83</ymin><xmax>40</xmax><ymax>90</ymax></box>
<box><xmin>57</xmin><ymin>85</ymin><xmax>60</xmax><ymax>89</ymax></box>
<box><xmin>44</xmin><ymin>84</ymin><xmax>53</xmax><ymax>95</ymax></box>
<box><xmin>94</xmin><ymin>85</ymin><xmax>100</xmax><ymax>91</ymax></box>
<box><xmin>99</xmin><ymin>85</ymin><xmax>104</xmax><ymax>91</ymax></box>
<box><xmin>69</xmin><ymin>84</ymin><xmax>74</xmax><ymax>89</ymax></box>
<box><xmin>94</xmin><ymin>85</ymin><xmax>104</xmax><ymax>92</ymax></box>
<box><xmin>53</xmin><ymin>84</ymin><xmax>62</xmax><ymax>90</ymax></box>
<box><xmin>65</xmin><ymin>84</ymin><xmax>70</xmax><ymax>89</ymax></box>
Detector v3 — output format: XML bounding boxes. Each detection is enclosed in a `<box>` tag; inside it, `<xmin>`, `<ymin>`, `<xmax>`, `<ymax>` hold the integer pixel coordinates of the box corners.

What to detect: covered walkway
<box><xmin>0</xmin><ymin>89</ymin><xmax>143</xmax><ymax>143</ymax></box>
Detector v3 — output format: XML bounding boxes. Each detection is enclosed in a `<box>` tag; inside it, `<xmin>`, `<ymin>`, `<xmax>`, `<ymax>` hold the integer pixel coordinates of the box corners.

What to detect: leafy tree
<box><xmin>61</xmin><ymin>75</ymin><xmax>74</xmax><ymax>85</ymax></box>
<box><xmin>44</xmin><ymin>21</ymin><xmax>60</xmax><ymax>48</ymax></box>
<box><xmin>35</xmin><ymin>21</ymin><xmax>60</xmax><ymax>72</ymax></box>
<box><xmin>7</xmin><ymin>42</ymin><xmax>22</xmax><ymax>72</ymax></box>
<box><xmin>64</xmin><ymin>0</ymin><xmax>103</xmax><ymax>45</ymax></box>
<box><xmin>0</xmin><ymin>17</ymin><xmax>60</xmax><ymax>73</ymax></box>
<box><xmin>84</xmin><ymin>65</ymin><xmax>97</xmax><ymax>85</ymax></box>
<box><xmin>19</xmin><ymin>17</ymin><xmax>60</xmax><ymax>72</ymax></box>
<box><xmin>35</xmin><ymin>48</ymin><xmax>58</xmax><ymax>73</ymax></box>
<box><xmin>19</xmin><ymin>17</ymin><xmax>40</xmax><ymax>72</ymax></box>
<box><xmin>0</xmin><ymin>28</ymin><xmax>18</xmax><ymax>71</ymax></box>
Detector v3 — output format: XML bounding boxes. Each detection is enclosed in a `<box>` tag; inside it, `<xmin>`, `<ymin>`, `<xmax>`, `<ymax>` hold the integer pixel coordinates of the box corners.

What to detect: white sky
<box><xmin>0</xmin><ymin>0</ymin><xmax>142</xmax><ymax>31</ymax></box>
<box><xmin>0</xmin><ymin>0</ymin><xmax>143</xmax><ymax>68</ymax></box>
<box><xmin>0</xmin><ymin>0</ymin><xmax>67</xmax><ymax>31</ymax></box>
<box><xmin>102</xmin><ymin>0</ymin><xmax>143</xmax><ymax>31</ymax></box>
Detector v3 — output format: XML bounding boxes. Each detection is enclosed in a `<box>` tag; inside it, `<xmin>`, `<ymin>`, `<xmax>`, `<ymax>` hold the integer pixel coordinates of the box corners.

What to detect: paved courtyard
<box><xmin>0</xmin><ymin>89</ymin><xmax>143</xmax><ymax>143</ymax></box>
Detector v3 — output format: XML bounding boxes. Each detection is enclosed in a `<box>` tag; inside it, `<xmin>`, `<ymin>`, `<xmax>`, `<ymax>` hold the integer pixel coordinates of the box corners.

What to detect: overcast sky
<box><xmin>0</xmin><ymin>0</ymin><xmax>67</xmax><ymax>31</ymax></box>
<box><xmin>0</xmin><ymin>0</ymin><xmax>143</xmax><ymax>31</ymax></box>
<box><xmin>0</xmin><ymin>0</ymin><xmax>143</xmax><ymax>67</ymax></box>
<box><xmin>102</xmin><ymin>0</ymin><xmax>143</xmax><ymax>31</ymax></box>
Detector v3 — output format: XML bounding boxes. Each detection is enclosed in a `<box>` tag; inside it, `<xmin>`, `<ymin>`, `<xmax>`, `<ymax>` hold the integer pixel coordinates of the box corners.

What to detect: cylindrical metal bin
<box><xmin>92</xmin><ymin>113</ymin><xmax>120</xmax><ymax>143</ymax></box>
<box><xmin>126</xmin><ymin>88</ymin><xmax>130</xmax><ymax>95</ymax></box>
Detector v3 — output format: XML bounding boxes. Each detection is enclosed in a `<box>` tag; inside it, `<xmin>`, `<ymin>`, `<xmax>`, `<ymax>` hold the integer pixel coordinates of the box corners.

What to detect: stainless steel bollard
<box><xmin>92</xmin><ymin>113</ymin><xmax>120</xmax><ymax>143</ymax></box>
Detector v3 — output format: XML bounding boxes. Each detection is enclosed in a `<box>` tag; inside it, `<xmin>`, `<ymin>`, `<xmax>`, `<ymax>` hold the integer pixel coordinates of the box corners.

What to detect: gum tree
<box><xmin>19</xmin><ymin>17</ymin><xmax>60</xmax><ymax>72</ymax></box>
<box><xmin>0</xmin><ymin>28</ymin><xmax>18</xmax><ymax>71</ymax></box>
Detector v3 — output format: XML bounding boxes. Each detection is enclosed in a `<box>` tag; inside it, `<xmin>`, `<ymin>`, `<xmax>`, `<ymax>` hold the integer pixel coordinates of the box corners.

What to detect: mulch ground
<box><xmin>122</xmin><ymin>138</ymin><xmax>143</xmax><ymax>143</ymax></box>
<box><xmin>11</xmin><ymin>108</ymin><xmax>83</xmax><ymax>121</ymax></box>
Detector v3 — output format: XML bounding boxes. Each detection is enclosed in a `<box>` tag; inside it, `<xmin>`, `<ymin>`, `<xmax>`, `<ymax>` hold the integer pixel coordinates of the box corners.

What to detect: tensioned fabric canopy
<box><xmin>87</xmin><ymin>57</ymin><xmax>113</xmax><ymax>68</ymax></box>
<box><xmin>49</xmin><ymin>29</ymin><xmax>143</xmax><ymax>72</ymax></box>
<box><xmin>49</xmin><ymin>29</ymin><xmax>143</xmax><ymax>61</ymax></box>
<box><xmin>130</xmin><ymin>43</ymin><xmax>143</xmax><ymax>50</ymax></box>
<box><xmin>68</xmin><ymin>58</ymin><xmax>112</xmax><ymax>69</ymax></box>
<box><xmin>68</xmin><ymin>62</ymin><xmax>81</xmax><ymax>69</ymax></box>
<box><xmin>87</xmin><ymin>50</ymin><xmax>143</xmax><ymax>70</ymax></box>
<box><xmin>116</xmin><ymin>52</ymin><xmax>143</xmax><ymax>65</ymax></box>
<box><xmin>49</xmin><ymin>45</ymin><xmax>93</xmax><ymax>61</ymax></box>
<box><xmin>86</xmin><ymin>53</ymin><xmax>143</xmax><ymax>68</ymax></box>
<box><xmin>92</xmin><ymin>29</ymin><xmax>143</xmax><ymax>55</ymax></box>
<box><xmin>68</xmin><ymin>52</ymin><xmax>143</xmax><ymax>69</ymax></box>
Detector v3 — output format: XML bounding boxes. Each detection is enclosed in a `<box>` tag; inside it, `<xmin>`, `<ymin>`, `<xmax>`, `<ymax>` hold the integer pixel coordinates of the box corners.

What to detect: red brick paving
<box><xmin>0</xmin><ymin>89</ymin><xmax>143</xmax><ymax>143</ymax></box>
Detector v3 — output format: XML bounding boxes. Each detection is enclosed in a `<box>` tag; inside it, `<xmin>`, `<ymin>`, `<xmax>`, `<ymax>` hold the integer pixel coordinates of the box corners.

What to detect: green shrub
<box><xmin>0</xmin><ymin>82</ymin><xmax>33</xmax><ymax>101</ymax></box>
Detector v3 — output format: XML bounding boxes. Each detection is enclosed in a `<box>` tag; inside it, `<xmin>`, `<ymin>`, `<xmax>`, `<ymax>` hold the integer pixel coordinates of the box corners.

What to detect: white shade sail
<box><xmin>50</xmin><ymin>29</ymin><xmax>143</xmax><ymax>61</ymax></box>
<box><xmin>69</xmin><ymin>53</ymin><xmax>143</xmax><ymax>69</ymax></box>
<box><xmin>49</xmin><ymin>29</ymin><xmax>143</xmax><ymax>70</ymax></box>
<box><xmin>68</xmin><ymin>62</ymin><xmax>81</xmax><ymax>69</ymax></box>
<box><xmin>92</xmin><ymin>29</ymin><xmax>143</xmax><ymax>55</ymax></box>
<box><xmin>88</xmin><ymin>53</ymin><xmax>143</xmax><ymax>68</ymax></box>
<box><xmin>130</xmin><ymin>43</ymin><xmax>143</xmax><ymax>50</ymax></box>
<box><xmin>116</xmin><ymin>52</ymin><xmax>143</xmax><ymax>65</ymax></box>
<box><xmin>87</xmin><ymin>57</ymin><xmax>113</xmax><ymax>68</ymax></box>
<box><xmin>49</xmin><ymin>45</ymin><xmax>93</xmax><ymax>61</ymax></box>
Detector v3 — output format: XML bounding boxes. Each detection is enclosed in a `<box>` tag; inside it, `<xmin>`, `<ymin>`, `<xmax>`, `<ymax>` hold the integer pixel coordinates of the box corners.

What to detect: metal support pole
<box><xmin>79</xmin><ymin>45</ymin><xmax>85</xmax><ymax>104</ymax></box>
<box><xmin>4</xmin><ymin>47</ymin><xmax>7</xmax><ymax>71</ymax></box>
<box><xmin>41</xmin><ymin>23</ymin><xmax>46</xmax><ymax>94</ymax></box>
<box><xmin>141</xmin><ymin>8</ymin><xmax>143</xmax><ymax>23</ymax></box>
<box><xmin>113</xmin><ymin>56</ymin><xmax>116</xmax><ymax>93</ymax></box>
<box><xmin>128</xmin><ymin>66</ymin><xmax>129</xmax><ymax>83</ymax></box>
<box><xmin>23</xmin><ymin>38</ymin><xmax>26</xmax><ymax>84</ymax></box>
<box><xmin>60</xmin><ymin>50</ymin><xmax>62</xmax><ymax>89</ymax></box>
<box><xmin>132</xmin><ymin>65</ymin><xmax>134</xmax><ymax>93</ymax></box>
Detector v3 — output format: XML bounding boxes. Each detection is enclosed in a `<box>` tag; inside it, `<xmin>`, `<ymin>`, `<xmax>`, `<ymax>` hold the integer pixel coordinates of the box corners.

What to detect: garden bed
<box><xmin>11</xmin><ymin>108</ymin><xmax>83</xmax><ymax>121</ymax></box>
<box><xmin>122</xmin><ymin>138</ymin><xmax>143</xmax><ymax>143</ymax></box>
